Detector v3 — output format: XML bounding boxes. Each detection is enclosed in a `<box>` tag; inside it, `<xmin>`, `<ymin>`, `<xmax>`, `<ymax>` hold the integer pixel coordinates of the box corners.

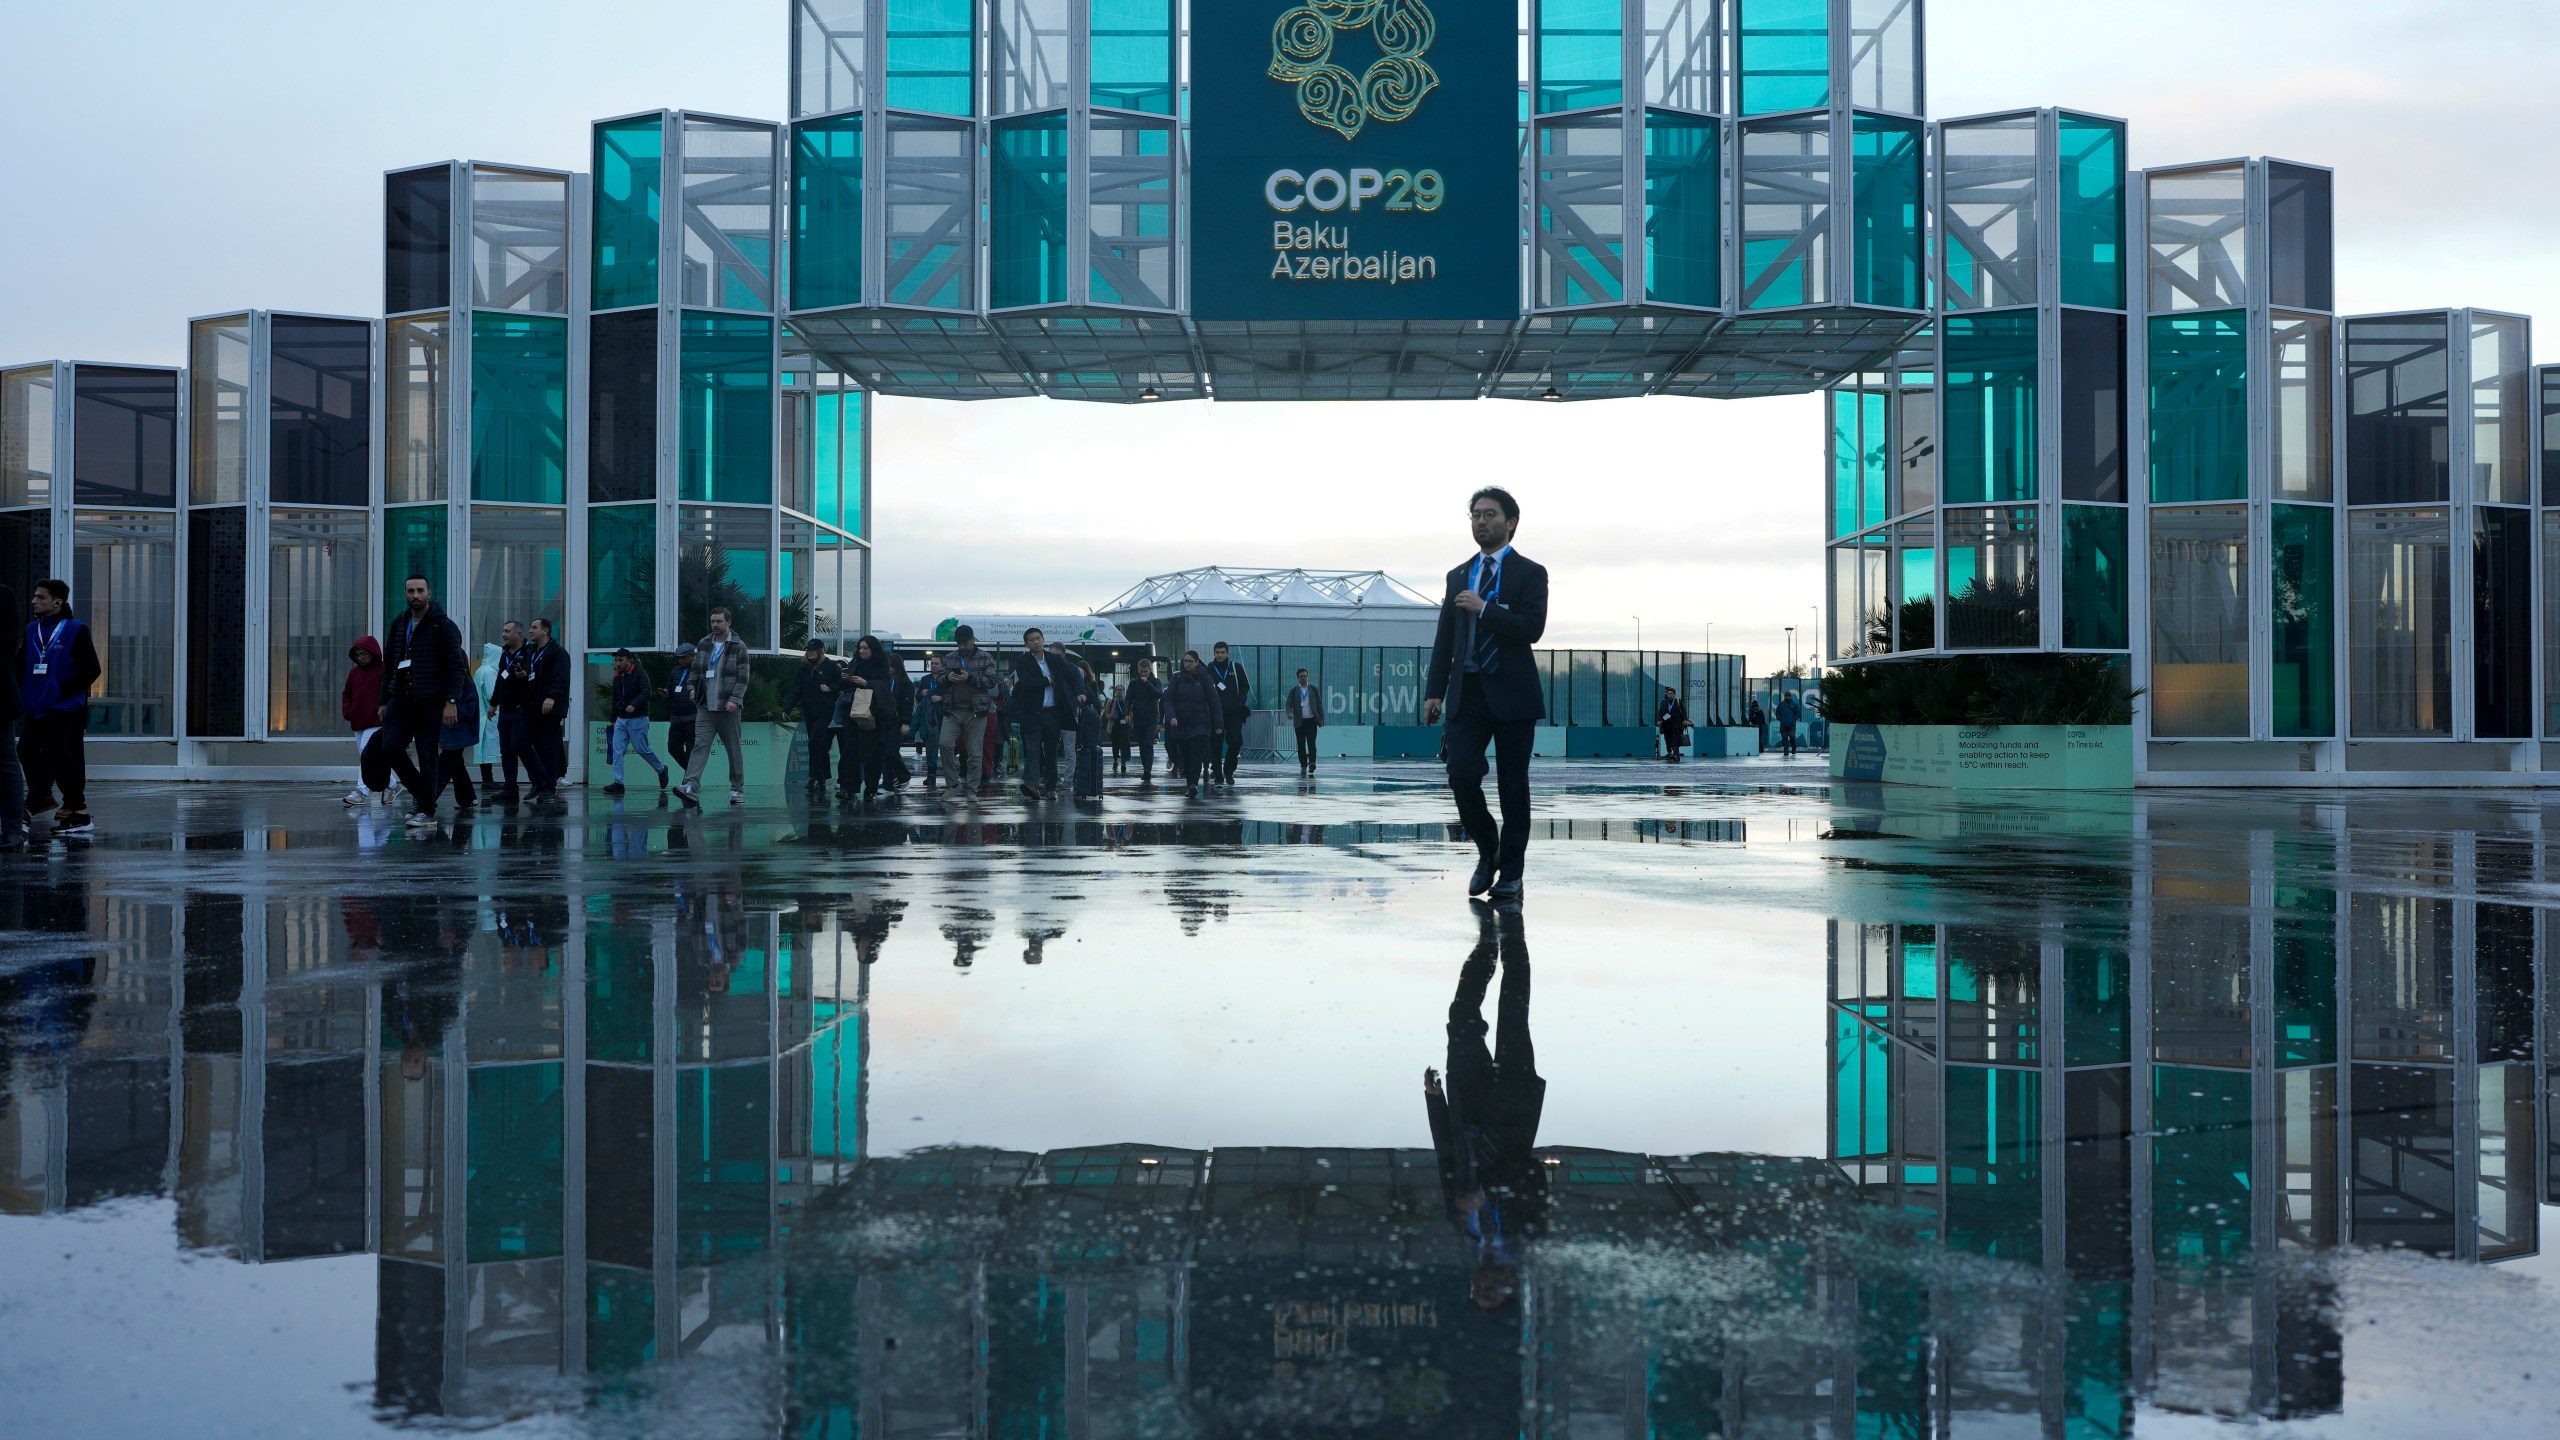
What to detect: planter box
<box><xmin>1830</xmin><ymin>724</ymin><xmax>2132</xmax><ymax>790</ymax></box>
<box><xmin>1566</xmin><ymin>727</ymin><xmax>1659</xmax><ymax>759</ymax></box>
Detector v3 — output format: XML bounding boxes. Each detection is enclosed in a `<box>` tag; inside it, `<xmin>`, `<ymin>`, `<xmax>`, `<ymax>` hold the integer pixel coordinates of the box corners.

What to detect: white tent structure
<box><xmin>1096</xmin><ymin>567</ymin><xmax>1440</xmax><ymax>657</ymax></box>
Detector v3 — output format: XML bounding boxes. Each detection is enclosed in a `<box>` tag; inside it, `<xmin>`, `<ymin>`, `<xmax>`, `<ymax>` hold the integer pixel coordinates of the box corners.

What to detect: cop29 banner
<box><xmin>1191</xmin><ymin>0</ymin><xmax>1519</xmax><ymax>322</ymax></box>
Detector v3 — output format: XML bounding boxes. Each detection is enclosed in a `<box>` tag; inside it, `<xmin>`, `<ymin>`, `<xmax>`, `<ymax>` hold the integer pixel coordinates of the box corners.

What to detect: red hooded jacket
<box><xmin>342</xmin><ymin>636</ymin><xmax>385</xmax><ymax>732</ymax></box>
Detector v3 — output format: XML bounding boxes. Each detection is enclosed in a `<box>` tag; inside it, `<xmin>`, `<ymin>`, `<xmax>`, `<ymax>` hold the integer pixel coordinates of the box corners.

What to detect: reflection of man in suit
<box><xmin>1425</xmin><ymin>904</ymin><xmax>1545</xmax><ymax>1312</ymax></box>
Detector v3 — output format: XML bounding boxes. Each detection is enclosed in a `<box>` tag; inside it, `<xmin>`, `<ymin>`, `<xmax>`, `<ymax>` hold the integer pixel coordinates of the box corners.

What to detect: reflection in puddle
<box><xmin>2</xmin><ymin>789</ymin><xmax>2559</xmax><ymax>1435</ymax></box>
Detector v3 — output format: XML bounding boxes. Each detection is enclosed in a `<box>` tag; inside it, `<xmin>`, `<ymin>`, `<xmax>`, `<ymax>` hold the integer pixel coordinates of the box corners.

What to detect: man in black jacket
<box><xmin>602</xmin><ymin>648</ymin><xmax>668</xmax><ymax>794</ymax></box>
<box><xmin>490</xmin><ymin>620</ymin><xmax>529</xmax><ymax>802</ymax></box>
<box><xmin>1423</xmin><ymin>487</ymin><xmax>1548</xmax><ymax>905</ymax></box>
<box><xmin>792</xmin><ymin>641</ymin><xmax>844</xmax><ymax>793</ymax></box>
<box><xmin>1124</xmin><ymin>659</ymin><xmax>1164</xmax><ymax>783</ymax></box>
<box><xmin>379</xmin><ymin>574</ymin><xmax>471</xmax><ymax>829</ymax></box>
<box><xmin>520</xmin><ymin>618</ymin><xmax>572</xmax><ymax>800</ymax></box>
<box><xmin>1205</xmin><ymin>641</ymin><xmax>1251</xmax><ymax>785</ymax></box>
<box><xmin>1424</xmin><ymin>904</ymin><xmax>1544</xmax><ymax>1313</ymax></box>
<box><xmin>1008</xmin><ymin>628</ymin><xmax>1083</xmax><ymax>800</ymax></box>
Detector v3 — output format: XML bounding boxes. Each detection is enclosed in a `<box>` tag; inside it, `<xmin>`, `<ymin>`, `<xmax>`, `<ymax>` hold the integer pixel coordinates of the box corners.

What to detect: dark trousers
<box><xmin>0</xmin><ymin>719</ymin><xmax>25</xmax><ymax>841</ymax></box>
<box><xmin>1294</xmin><ymin>720</ymin><xmax>1320</xmax><ymax>771</ymax></box>
<box><xmin>379</xmin><ymin>698</ymin><xmax>448</xmax><ymax>812</ymax></box>
<box><xmin>20</xmin><ymin>711</ymin><xmax>84</xmax><ymax>814</ymax></box>
<box><xmin>850</xmin><ymin>725</ymin><xmax>893</xmax><ymax>796</ymax></box>
<box><xmin>1023</xmin><ymin>711</ymin><xmax>1062</xmax><ymax>791</ymax></box>
<box><xmin>668</xmin><ymin>712</ymin><xmax>695</xmax><ymax>772</ymax></box>
<box><xmin>1218</xmin><ymin>719</ymin><xmax>1247</xmax><ymax>782</ymax></box>
<box><xmin>831</xmin><ymin>719</ymin><xmax>862</xmax><ymax>790</ymax></box>
<box><xmin>1445</xmin><ymin>675</ymin><xmax>1535</xmax><ymax>881</ymax></box>
<box><xmin>804</xmin><ymin>722</ymin><xmax>835</xmax><ymax>787</ymax></box>
<box><xmin>1177</xmin><ymin>733</ymin><xmax>1215</xmax><ymax>788</ymax></box>
<box><xmin>497</xmin><ymin>710</ymin><xmax>526</xmax><ymax>791</ymax></box>
<box><xmin>1449</xmin><ymin>916</ymin><xmax>1535</xmax><ymax>1088</ymax></box>
<box><xmin>524</xmin><ymin>715</ymin><xmax>566</xmax><ymax>793</ymax></box>
<box><xmin>1136</xmin><ymin>734</ymin><xmax>1157</xmax><ymax>777</ymax></box>
<box><xmin>1111</xmin><ymin>734</ymin><xmax>1131</xmax><ymax>771</ymax></box>
<box><xmin>441</xmin><ymin>751</ymin><xmax>477</xmax><ymax>807</ymax></box>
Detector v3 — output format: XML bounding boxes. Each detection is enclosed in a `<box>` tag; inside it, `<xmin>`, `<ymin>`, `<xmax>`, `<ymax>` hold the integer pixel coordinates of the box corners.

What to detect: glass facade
<box><xmin>1852</xmin><ymin>115</ymin><xmax>1925</xmax><ymax>310</ymax></box>
<box><xmin>72</xmin><ymin>367</ymin><xmax>179</xmax><ymax>508</ymax></box>
<box><xmin>1539</xmin><ymin>0</ymin><xmax>1623</xmax><ymax>112</ymax></box>
<box><xmin>270</xmin><ymin>318</ymin><xmax>372</xmax><ymax>507</ymax></box>
<box><xmin>2057</xmin><ymin>115</ymin><xmax>2125</xmax><ymax>310</ymax></box>
<box><xmin>2060</xmin><ymin>309</ymin><xmax>2125</xmax><ymax>503</ymax></box>
<box><xmin>1643</xmin><ymin>112</ymin><xmax>1720</xmax><ymax>308</ymax></box>
<box><xmin>1091</xmin><ymin>0</ymin><xmax>1175</xmax><ymax>113</ymax></box>
<box><xmin>385</xmin><ymin>165</ymin><xmax>452</xmax><ymax>316</ymax></box>
<box><xmin>2471</xmin><ymin>316</ymin><xmax>2529</xmax><ymax>507</ymax></box>
<box><xmin>1942</xmin><ymin>116</ymin><xmax>2036</xmax><ymax>312</ymax></box>
<box><xmin>2349</xmin><ymin>507</ymin><xmax>2453</xmax><ymax>738</ymax></box>
<box><xmin>2475</xmin><ymin>506</ymin><xmax>2532</xmax><ymax>739</ymax></box>
<box><xmin>0</xmin><ymin>366</ymin><xmax>56</xmax><ymax>509</ymax></box>
<box><xmin>1642</xmin><ymin>0</ymin><xmax>1720</xmax><ymax>112</ymax></box>
<box><xmin>383</xmin><ymin>505</ymin><xmax>449</xmax><ymax>628</ymax></box>
<box><xmin>1741</xmin><ymin>117</ymin><xmax>1830</xmax><ymax>308</ymax></box>
<box><xmin>2062</xmin><ymin>506</ymin><xmax>2128</xmax><ymax>651</ymax></box>
<box><xmin>2149</xmin><ymin>312</ymin><xmax>2247</xmax><ymax>504</ymax></box>
<box><xmin>884</xmin><ymin>0</ymin><xmax>975</xmax><ymax>114</ymax></box>
<box><xmin>679</xmin><ymin>314</ymin><xmax>775</xmax><ymax>505</ymax></box>
<box><xmin>1944</xmin><ymin>505</ymin><xmax>2037</xmax><ymax>650</ymax></box>
<box><xmin>678</xmin><ymin>506</ymin><xmax>774</xmax><ymax>648</ymax></box>
<box><xmin>2273</xmin><ymin>313</ymin><xmax>2334</xmax><ymax>501</ymax></box>
<box><xmin>73</xmin><ymin>511</ymin><xmax>178</xmax><ymax>737</ymax></box>
<box><xmin>679</xmin><ymin>119</ymin><xmax>776</xmax><ymax>311</ymax></box>
<box><xmin>791</xmin><ymin>116</ymin><xmax>864</xmax><ymax>311</ymax></box>
<box><xmin>1737</xmin><ymin>0</ymin><xmax>1829</xmax><ymax>114</ymax></box>
<box><xmin>2346</xmin><ymin>316</ymin><xmax>2451</xmax><ymax>506</ymax></box>
<box><xmin>268</xmin><ymin>510</ymin><xmax>369</xmax><ymax>737</ymax></box>
<box><xmin>2150</xmin><ymin>506</ymin><xmax>2249</xmax><ymax>738</ymax></box>
<box><xmin>469</xmin><ymin>169</ymin><xmax>570</xmax><ymax>314</ymax></box>
<box><xmin>2265</xmin><ymin>162</ymin><xmax>2334</xmax><ymax>314</ymax></box>
<box><xmin>190</xmin><ymin>317</ymin><xmax>252</xmax><ymax>505</ymax></box>
<box><xmin>593</xmin><ymin>116</ymin><xmax>663</xmax><ymax>312</ymax></box>
<box><xmin>2147</xmin><ymin>166</ymin><xmax>2247</xmax><ymax>313</ymax></box>
<box><xmin>2271</xmin><ymin>504</ymin><xmax>2335</xmax><ymax>738</ymax></box>
<box><xmin>991</xmin><ymin>114</ymin><xmax>1071</xmax><ymax>308</ymax></box>
<box><xmin>587</xmin><ymin>504</ymin><xmax>657</xmax><ymax>652</ymax></box>
<box><xmin>883</xmin><ymin>117</ymin><xmax>975</xmax><ymax>309</ymax></box>
<box><xmin>589</xmin><ymin>309</ymin><xmax>656</xmax><ymax>505</ymax></box>
<box><xmin>1943</xmin><ymin>312</ymin><xmax>2036</xmax><ymax>506</ymax></box>
<box><xmin>471</xmin><ymin>314</ymin><xmax>569</xmax><ymax>505</ymax></box>
<box><xmin>1537</xmin><ymin>115</ymin><xmax>1625</xmax><ymax>308</ymax></box>
<box><xmin>794</xmin><ymin>0</ymin><xmax>865</xmax><ymax>118</ymax></box>
<box><xmin>470</xmin><ymin>506</ymin><xmax>568</xmax><ymax>645</ymax></box>
<box><xmin>386</xmin><ymin>316</ymin><xmax>451</xmax><ymax>504</ymax></box>
<box><xmin>1090</xmin><ymin>117</ymin><xmax>1174</xmax><ymax>308</ymax></box>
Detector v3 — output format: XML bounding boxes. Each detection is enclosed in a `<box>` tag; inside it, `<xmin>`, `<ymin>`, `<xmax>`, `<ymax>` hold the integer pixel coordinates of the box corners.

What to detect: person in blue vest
<box><xmin>19</xmin><ymin>578</ymin><xmax>104</xmax><ymax>837</ymax></box>
<box><xmin>1423</xmin><ymin>488</ymin><xmax>1549</xmax><ymax>907</ymax></box>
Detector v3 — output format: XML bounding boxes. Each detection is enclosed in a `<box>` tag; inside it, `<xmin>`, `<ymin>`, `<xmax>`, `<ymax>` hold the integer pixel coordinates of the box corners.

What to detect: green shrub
<box><xmin>1815</xmin><ymin>654</ymin><xmax>2137</xmax><ymax>727</ymax></box>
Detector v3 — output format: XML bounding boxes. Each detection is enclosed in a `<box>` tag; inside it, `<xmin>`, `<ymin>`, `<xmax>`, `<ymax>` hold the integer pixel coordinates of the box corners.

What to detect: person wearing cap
<box><xmin>603</xmin><ymin>648</ymin><xmax>668</xmax><ymax>795</ymax></box>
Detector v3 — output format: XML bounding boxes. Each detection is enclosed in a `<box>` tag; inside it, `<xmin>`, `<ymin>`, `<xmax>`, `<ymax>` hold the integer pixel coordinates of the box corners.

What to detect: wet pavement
<box><xmin>3</xmin><ymin>757</ymin><xmax>2559</xmax><ymax>1436</ymax></box>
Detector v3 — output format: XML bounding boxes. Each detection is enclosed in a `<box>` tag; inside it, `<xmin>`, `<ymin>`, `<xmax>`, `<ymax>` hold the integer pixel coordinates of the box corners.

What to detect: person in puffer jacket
<box><xmin>1162</xmin><ymin>650</ymin><xmax>1225</xmax><ymax>800</ymax></box>
<box><xmin>341</xmin><ymin>636</ymin><xmax>398</xmax><ymax>808</ymax></box>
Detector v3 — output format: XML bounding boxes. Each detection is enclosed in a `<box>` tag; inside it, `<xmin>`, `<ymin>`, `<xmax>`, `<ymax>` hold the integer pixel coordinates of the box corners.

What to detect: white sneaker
<box><xmin>729</xmin><ymin>789</ymin><xmax>743</xmax><ymax>803</ymax></box>
<box><xmin>403</xmin><ymin>811</ymin><xmax>438</xmax><ymax>831</ymax></box>
<box><xmin>343</xmin><ymin>789</ymin><xmax>370</xmax><ymax>807</ymax></box>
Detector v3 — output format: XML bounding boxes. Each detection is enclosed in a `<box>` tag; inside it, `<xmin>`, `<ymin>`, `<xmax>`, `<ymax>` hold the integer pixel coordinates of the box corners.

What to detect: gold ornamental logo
<box><xmin>1268</xmin><ymin>0</ymin><xmax>1440</xmax><ymax>141</ymax></box>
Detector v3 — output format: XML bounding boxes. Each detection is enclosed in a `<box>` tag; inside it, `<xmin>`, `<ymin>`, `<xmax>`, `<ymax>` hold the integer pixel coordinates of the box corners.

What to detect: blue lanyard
<box><xmin>35</xmin><ymin>619</ymin><xmax>65</xmax><ymax>657</ymax></box>
<box><xmin>1472</xmin><ymin>551</ymin><xmax>1506</xmax><ymax>605</ymax></box>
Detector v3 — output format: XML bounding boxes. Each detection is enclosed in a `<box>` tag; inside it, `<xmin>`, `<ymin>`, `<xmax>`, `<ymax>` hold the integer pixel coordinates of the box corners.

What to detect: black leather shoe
<box><xmin>1488</xmin><ymin>877</ymin><xmax>1524</xmax><ymax>907</ymax></box>
<box><xmin>1466</xmin><ymin>858</ymin><xmax>1497</xmax><ymax>896</ymax></box>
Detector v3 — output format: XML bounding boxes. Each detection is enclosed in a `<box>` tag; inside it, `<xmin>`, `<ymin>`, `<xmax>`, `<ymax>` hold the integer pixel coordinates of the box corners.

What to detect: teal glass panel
<box><xmin>885</xmin><ymin>0</ymin><xmax>975</xmax><ymax>114</ymax></box>
<box><xmin>677</xmin><ymin>1064</ymin><xmax>771</xmax><ymax>1262</ymax></box>
<box><xmin>467</xmin><ymin>1063</ymin><xmax>564</xmax><ymax>1262</ymax></box>
<box><xmin>1832</xmin><ymin>391</ymin><xmax>1859</xmax><ymax>538</ymax></box>
<box><xmin>791</xmin><ymin>115</ymin><xmax>864</xmax><ymax>311</ymax></box>
<box><xmin>814</xmin><ymin>391</ymin><xmax>844</xmax><ymax>529</ymax></box>
<box><xmin>992</xmin><ymin>114</ymin><xmax>1070</xmax><ymax>307</ymax></box>
<box><xmin>1643</xmin><ymin>111</ymin><xmax>1720</xmax><ymax>308</ymax></box>
<box><xmin>1091</xmin><ymin>0</ymin><xmax>1175</xmax><ymax>113</ymax></box>
<box><xmin>989</xmin><ymin>1274</ymin><xmax>1070</xmax><ymax>1437</ymax></box>
<box><xmin>1900</xmin><ymin>545</ymin><xmax>1936</xmax><ymax>651</ymax></box>
<box><xmin>1946</xmin><ymin>1065</ymin><xmax>2041</xmax><ymax>1260</ymax></box>
<box><xmin>1737</xmin><ymin>0</ymin><xmax>1830</xmax><ymax>115</ymax></box>
<box><xmin>1538</xmin><ymin>0</ymin><xmax>1623</xmax><ymax>112</ymax></box>
<box><xmin>2273</xmin><ymin>878</ymin><xmax>2337</xmax><ymax>1065</ymax></box>
<box><xmin>2063</xmin><ymin>505</ymin><xmax>2130</xmax><ymax>650</ymax></box>
<box><xmin>1861</xmin><ymin>391</ymin><xmax>1891</xmax><ymax>529</ymax></box>
<box><xmin>588</xmin><ymin>504</ymin><xmax>657</xmax><ymax>651</ymax></box>
<box><xmin>842</xmin><ymin>391</ymin><xmax>867</xmax><ymax>538</ymax></box>
<box><xmin>1834</xmin><ymin>1011</ymin><xmax>1891</xmax><ymax>1158</ymax></box>
<box><xmin>1740</xmin><ymin>117</ymin><xmax>1829</xmax><ymax>308</ymax></box>
<box><xmin>1852</xmin><ymin>114</ymin><xmax>1925</xmax><ymax>310</ymax></box>
<box><xmin>1943</xmin><ymin>311</ymin><xmax>2038</xmax><ymax>505</ymax></box>
<box><xmin>679</xmin><ymin>505</ymin><xmax>774</xmax><ymax>648</ymax></box>
<box><xmin>2272</xmin><ymin>503</ymin><xmax>2336</xmax><ymax>737</ymax></box>
<box><xmin>593</xmin><ymin>116</ymin><xmax>662</xmax><ymax>311</ymax></box>
<box><xmin>811</xmin><ymin>1021</ymin><xmax>862</xmax><ymax>1159</ymax></box>
<box><xmin>587</xmin><ymin>1269</ymin><xmax>656</xmax><ymax>1372</ymax></box>
<box><xmin>2149</xmin><ymin>311</ymin><xmax>2248</xmax><ymax>503</ymax></box>
<box><xmin>678</xmin><ymin>313</ymin><xmax>774</xmax><ymax>505</ymax></box>
<box><xmin>2152</xmin><ymin>1065</ymin><xmax>2253</xmax><ymax>1265</ymax></box>
<box><xmin>587</xmin><ymin>924</ymin><xmax>653</xmax><ymax>1062</ymax></box>
<box><xmin>382</xmin><ymin>504</ymin><xmax>447</xmax><ymax>627</ymax></box>
<box><xmin>2063</xmin><ymin>945</ymin><xmax>2130</xmax><ymax>1067</ymax></box>
<box><xmin>2059</xmin><ymin>114</ymin><xmax>2126</xmax><ymax>310</ymax></box>
<box><xmin>469</xmin><ymin>314</ymin><xmax>567</xmax><ymax>504</ymax></box>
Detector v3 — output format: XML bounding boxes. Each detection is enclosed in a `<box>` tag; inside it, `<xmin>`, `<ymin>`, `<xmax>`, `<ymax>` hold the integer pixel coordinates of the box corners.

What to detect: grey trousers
<box><xmin>683</xmin><ymin>708</ymin><xmax>747</xmax><ymax>789</ymax></box>
<box><xmin>938</xmin><ymin>711</ymin><xmax>985</xmax><ymax>793</ymax></box>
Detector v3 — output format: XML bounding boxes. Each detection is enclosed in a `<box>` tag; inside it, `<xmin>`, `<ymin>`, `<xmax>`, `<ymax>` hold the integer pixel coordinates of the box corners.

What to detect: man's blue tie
<box><xmin>1471</xmin><ymin>557</ymin><xmax>1502</xmax><ymax>675</ymax></box>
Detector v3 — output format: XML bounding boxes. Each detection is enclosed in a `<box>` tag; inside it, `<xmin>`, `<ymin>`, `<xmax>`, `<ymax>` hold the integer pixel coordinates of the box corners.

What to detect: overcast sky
<box><xmin>1</xmin><ymin>1</ymin><xmax>2551</xmax><ymax>665</ymax></box>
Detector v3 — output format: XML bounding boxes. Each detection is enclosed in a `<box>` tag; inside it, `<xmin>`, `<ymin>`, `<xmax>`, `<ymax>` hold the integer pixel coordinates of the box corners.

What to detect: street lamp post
<box><xmin>1633</xmin><ymin>616</ymin><xmax>1642</xmax><ymax>651</ymax></box>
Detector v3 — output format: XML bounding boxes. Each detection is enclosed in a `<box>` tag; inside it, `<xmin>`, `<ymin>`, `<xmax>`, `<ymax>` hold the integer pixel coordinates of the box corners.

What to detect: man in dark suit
<box><xmin>1009</xmin><ymin>627</ymin><xmax>1084</xmax><ymax>801</ymax></box>
<box><xmin>522</xmin><ymin>617</ymin><xmax>573</xmax><ymax>801</ymax></box>
<box><xmin>1423</xmin><ymin>486</ymin><xmax>1547</xmax><ymax>904</ymax></box>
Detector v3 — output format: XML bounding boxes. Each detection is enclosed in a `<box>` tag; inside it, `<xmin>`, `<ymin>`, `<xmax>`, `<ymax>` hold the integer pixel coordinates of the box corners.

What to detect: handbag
<box><xmin>848</xmin><ymin>684</ymin><xmax>878</xmax><ymax>730</ymax></box>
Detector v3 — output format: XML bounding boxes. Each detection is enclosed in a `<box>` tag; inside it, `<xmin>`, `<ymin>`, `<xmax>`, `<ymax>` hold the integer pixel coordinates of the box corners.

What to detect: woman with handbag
<box><xmin>842</xmin><ymin>635</ymin><xmax>900</xmax><ymax>802</ymax></box>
